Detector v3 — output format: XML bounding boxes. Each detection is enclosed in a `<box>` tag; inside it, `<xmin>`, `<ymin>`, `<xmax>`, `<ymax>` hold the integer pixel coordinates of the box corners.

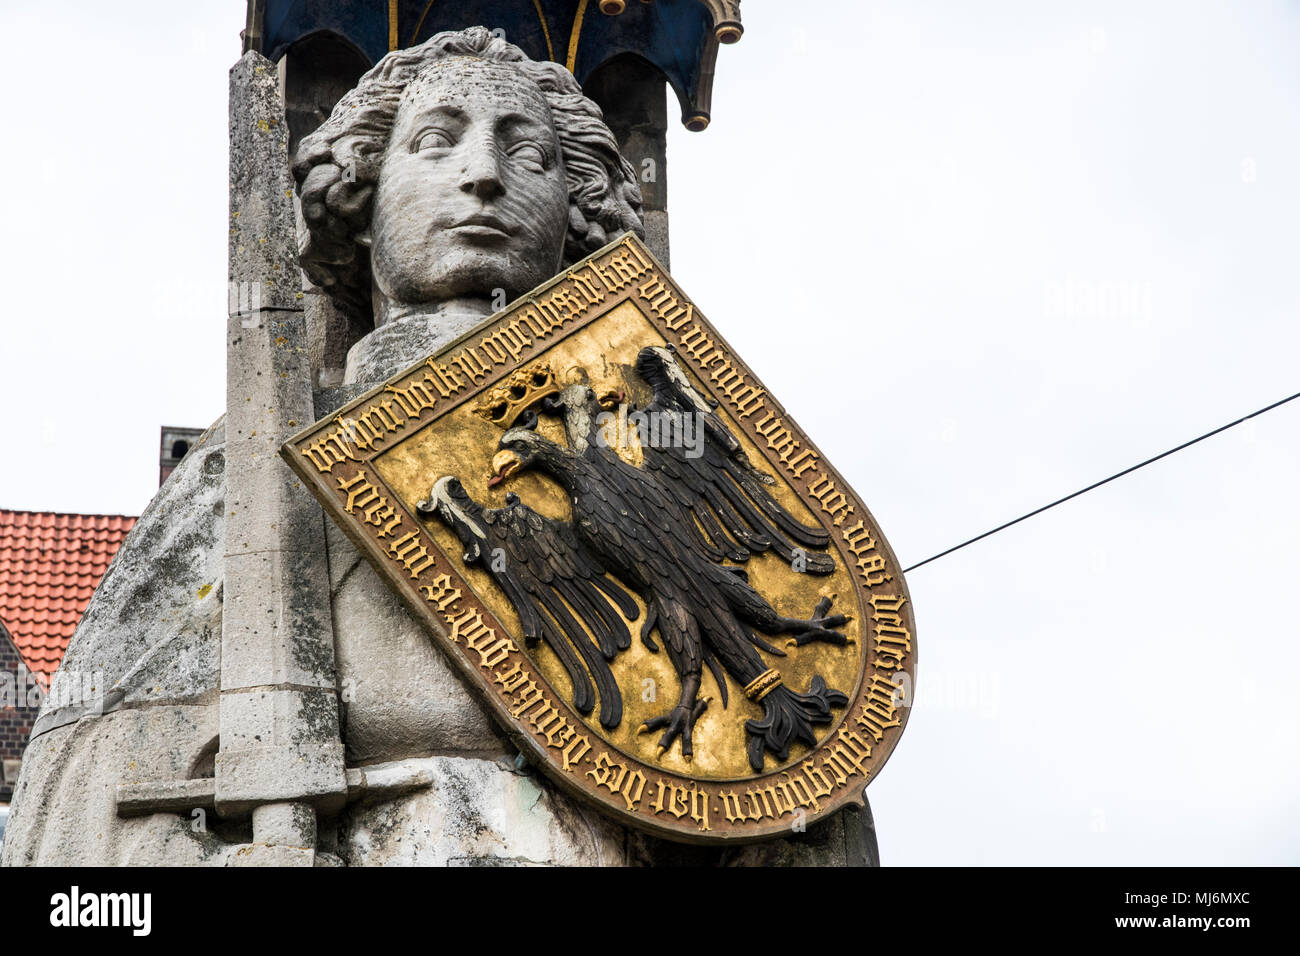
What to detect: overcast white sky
<box><xmin>2</xmin><ymin>0</ymin><xmax>1297</xmax><ymax>865</ymax></box>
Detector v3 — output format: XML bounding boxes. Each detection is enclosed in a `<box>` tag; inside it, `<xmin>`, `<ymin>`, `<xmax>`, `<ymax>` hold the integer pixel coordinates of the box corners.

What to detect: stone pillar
<box><xmin>218</xmin><ymin>51</ymin><xmax>347</xmax><ymax>865</ymax></box>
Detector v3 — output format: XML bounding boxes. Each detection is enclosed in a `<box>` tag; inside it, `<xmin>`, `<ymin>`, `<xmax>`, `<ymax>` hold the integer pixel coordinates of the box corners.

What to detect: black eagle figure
<box><xmin>419</xmin><ymin>346</ymin><xmax>850</xmax><ymax>771</ymax></box>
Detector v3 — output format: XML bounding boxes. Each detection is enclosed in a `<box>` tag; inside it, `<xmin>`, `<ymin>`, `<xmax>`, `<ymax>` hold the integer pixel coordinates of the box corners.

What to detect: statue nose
<box><xmin>460</xmin><ymin>141</ymin><xmax>505</xmax><ymax>200</ymax></box>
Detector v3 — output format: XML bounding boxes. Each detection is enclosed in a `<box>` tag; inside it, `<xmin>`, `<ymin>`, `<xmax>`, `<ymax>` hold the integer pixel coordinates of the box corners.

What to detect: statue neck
<box><xmin>344</xmin><ymin>297</ymin><xmax>495</xmax><ymax>385</ymax></box>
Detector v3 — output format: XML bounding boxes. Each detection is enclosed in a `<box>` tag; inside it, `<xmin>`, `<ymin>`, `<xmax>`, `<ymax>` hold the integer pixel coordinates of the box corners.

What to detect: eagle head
<box><xmin>490</xmin><ymin>425</ymin><xmax>557</xmax><ymax>486</ymax></box>
<box><xmin>417</xmin><ymin>476</ymin><xmax>487</xmax><ymax>560</ymax></box>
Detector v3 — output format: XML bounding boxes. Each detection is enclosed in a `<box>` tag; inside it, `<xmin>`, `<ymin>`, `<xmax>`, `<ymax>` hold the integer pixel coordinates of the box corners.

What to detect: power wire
<box><xmin>903</xmin><ymin>389</ymin><xmax>1300</xmax><ymax>573</ymax></box>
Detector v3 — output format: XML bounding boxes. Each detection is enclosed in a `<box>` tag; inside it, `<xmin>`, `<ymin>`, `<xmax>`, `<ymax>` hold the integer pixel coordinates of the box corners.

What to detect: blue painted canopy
<box><xmin>257</xmin><ymin>0</ymin><xmax>742</xmax><ymax>129</ymax></box>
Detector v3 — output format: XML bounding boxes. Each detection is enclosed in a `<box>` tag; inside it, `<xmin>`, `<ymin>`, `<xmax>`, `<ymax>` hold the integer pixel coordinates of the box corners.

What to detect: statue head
<box><xmin>294</xmin><ymin>27</ymin><xmax>645</xmax><ymax>340</ymax></box>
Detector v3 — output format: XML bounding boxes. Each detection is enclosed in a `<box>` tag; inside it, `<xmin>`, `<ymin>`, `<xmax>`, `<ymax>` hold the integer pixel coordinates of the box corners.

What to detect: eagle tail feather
<box><xmin>744</xmin><ymin>675</ymin><xmax>848</xmax><ymax>772</ymax></box>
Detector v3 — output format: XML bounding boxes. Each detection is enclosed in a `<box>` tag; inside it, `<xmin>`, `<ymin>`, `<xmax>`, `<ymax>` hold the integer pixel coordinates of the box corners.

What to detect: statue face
<box><xmin>369</xmin><ymin>59</ymin><xmax>570</xmax><ymax>315</ymax></box>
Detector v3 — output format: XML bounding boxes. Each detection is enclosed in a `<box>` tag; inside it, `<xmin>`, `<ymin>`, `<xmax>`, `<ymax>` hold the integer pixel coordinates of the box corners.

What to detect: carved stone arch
<box><xmin>278</xmin><ymin>30</ymin><xmax>372</xmax><ymax>159</ymax></box>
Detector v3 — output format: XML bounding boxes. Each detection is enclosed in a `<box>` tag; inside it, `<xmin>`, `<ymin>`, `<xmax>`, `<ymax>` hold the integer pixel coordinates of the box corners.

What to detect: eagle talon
<box><xmin>639</xmin><ymin>696</ymin><xmax>709</xmax><ymax>761</ymax></box>
<box><xmin>788</xmin><ymin>627</ymin><xmax>850</xmax><ymax>647</ymax></box>
<box><xmin>781</xmin><ymin>595</ymin><xmax>853</xmax><ymax>647</ymax></box>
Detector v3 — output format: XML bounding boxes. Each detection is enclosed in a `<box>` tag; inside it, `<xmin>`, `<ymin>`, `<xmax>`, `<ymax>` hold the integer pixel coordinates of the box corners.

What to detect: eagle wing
<box><xmin>632</xmin><ymin>345</ymin><xmax>835</xmax><ymax>574</ymax></box>
<box><xmin>419</xmin><ymin>477</ymin><xmax>639</xmax><ymax>729</ymax></box>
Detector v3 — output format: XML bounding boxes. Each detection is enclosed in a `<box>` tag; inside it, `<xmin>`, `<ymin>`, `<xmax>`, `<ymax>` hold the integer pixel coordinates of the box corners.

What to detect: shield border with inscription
<box><xmin>281</xmin><ymin>234</ymin><xmax>917</xmax><ymax>843</ymax></box>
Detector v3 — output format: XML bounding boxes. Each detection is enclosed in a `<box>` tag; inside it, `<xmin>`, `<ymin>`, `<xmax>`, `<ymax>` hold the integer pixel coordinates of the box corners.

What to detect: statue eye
<box><xmin>508</xmin><ymin>141</ymin><xmax>548</xmax><ymax>170</ymax></box>
<box><xmin>414</xmin><ymin>128</ymin><xmax>456</xmax><ymax>152</ymax></box>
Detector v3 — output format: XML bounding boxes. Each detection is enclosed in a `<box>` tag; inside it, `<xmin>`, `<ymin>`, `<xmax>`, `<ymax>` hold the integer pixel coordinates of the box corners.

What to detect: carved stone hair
<box><xmin>293</xmin><ymin>26</ymin><xmax>645</xmax><ymax>325</ymax></box>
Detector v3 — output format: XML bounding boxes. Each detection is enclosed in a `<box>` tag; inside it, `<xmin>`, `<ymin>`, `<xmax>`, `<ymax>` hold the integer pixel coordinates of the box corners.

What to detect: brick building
<box><xmin>0</xmin><ymin>621</ymin><xmax>40</xmax><ymax>803</ymax></box>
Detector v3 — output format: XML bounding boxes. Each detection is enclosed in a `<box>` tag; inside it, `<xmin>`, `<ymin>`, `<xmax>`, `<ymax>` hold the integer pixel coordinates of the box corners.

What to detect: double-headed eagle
<box><xmin>418</xmin><ymin>346</ymin><xmax>851</xmax><ymax>771</ymax></box>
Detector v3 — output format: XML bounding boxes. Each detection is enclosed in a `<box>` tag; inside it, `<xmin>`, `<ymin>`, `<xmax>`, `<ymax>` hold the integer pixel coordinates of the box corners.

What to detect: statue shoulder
<box><xmin>33</xmin><ymin>416</ymin><xmax>227</xmax><ymax>739</ymax></box>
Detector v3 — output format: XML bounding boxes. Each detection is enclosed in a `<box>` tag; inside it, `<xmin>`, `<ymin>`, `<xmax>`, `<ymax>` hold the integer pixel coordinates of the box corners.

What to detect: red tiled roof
<box><xmin>0</xmin><ymin>510</ymin><xmax>137</xmax><ymax>685</ymax></box>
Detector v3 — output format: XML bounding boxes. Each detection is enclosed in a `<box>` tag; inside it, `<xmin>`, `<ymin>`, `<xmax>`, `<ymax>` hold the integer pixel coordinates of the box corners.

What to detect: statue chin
<box><xmin>346</xmin><ymin>245</ymin><xmax>562</xmax><ymax>386</ymax></box>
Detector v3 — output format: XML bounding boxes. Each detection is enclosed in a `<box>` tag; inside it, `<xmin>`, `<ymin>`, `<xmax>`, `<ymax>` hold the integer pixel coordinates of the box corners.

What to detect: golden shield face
<box><xmin>283</xmin><ymin>235</ymin><xmax>916</xmax><ymax>843</ymax></box>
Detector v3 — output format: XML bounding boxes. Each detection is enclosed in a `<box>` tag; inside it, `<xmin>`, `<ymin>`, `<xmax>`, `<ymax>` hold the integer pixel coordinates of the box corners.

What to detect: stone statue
<box><xmin>1</xmin><ymin>27</ymin><xmax>876</xmax><ymax>866</ymax></box>
<box><xmin>293</xmin><ymin>29</ymin><xmax>643</xmax><ymax>384</ymax></box>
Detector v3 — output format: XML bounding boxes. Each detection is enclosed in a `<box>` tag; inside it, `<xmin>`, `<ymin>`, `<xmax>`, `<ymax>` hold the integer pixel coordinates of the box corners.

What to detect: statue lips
<box><xmin>449</xmin><ymin>212</ymin><xmax>517</xmax><ymax>243</ymax></box>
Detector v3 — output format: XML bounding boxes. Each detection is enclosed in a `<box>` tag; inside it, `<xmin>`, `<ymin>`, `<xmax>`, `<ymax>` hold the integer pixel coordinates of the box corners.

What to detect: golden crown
<box><xmin>473</xmin><ymin>360</ymin><xmax>560</xmax><ymax>427</ymax></box>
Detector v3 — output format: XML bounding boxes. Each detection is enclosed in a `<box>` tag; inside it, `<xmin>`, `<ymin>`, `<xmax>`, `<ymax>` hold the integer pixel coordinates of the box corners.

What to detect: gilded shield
<box><xmin>282</xmin><ymin>234</ymin><xmax>916</xmax><ymax>843</ymax></box>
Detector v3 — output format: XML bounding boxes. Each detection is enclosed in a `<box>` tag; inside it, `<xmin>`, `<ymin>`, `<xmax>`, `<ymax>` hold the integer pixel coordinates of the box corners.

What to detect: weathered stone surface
<box><xmin>302</xmin><ymin>285</ymin><xmax>353</xmax><ymax>389</ymax></box>
<box><xmin>30</xmin><ymin>419</ymin><xmax>226</xmax><ymax>741</ymax></box>
<box><xmin>326</xmin><ymin>520</ymin><xmax>510</xmax><ymax>765</ymax></box>
<box><xmin>1</xmin><ymin>426</ymin><xmax>232</xmax><ymax>866</ymax></box>
<box><xmin>0</xmin><ymin>705</ymin><xmax>237</xmax><ymax>866</ymax></box>
<box><xmin>221</xmin><ymin>50</ymin><xmax>345</xmax><ymax>836</ymax></box>
<box><xmin>642</xmin><ymin>210</ymin><xmax>670</xmax><ymax>270</ymax></box>
<box><xmin>343</xmin><ymin>310</ymin><xmax>497</xmax><ymax>386</ymax></box>
<box><xmin>338</xmin><ymin>755</ymin><xmax>625</xmax><ymax>866</ymax></box>
<box><xmin>214</xmin><ymin>690</ymin><xmax>346</xmax><ymax>817</ymax></box>
<box><xmin>220</xmin><ymin>548</ymin><xmax>337</xmax><ymax>691</ymax></box>
<box><xmin>223</xmin><ymin>313</ymin><xmax>323</xmax><ymax>561</ymax></box>
<box><xmin>228</xmin><ymin>843</ymin><xmax>315</xmax><ymax>866</ymax></box>
<box><xmin>117</xmin><ymin>777</ymin><xmax>215</xmax><ymax>816</ymax></box>
<box><xmin>251</xmin><ymin>801</ymin><xmax>316</xmax><ymax>848</ymax></box>
<box><xmin>228</xmin><ymin>51</ymin><xmax>302</xmax><ymax>313</ymax></box>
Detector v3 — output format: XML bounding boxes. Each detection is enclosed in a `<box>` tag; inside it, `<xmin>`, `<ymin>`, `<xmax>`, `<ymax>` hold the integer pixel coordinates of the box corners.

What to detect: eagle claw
<box><xmin>783</xmin><ymin>595</ymin><xmax>853</xmax><ymax>647</ymax></box>
<box><xmin>638</xmin><ymin>697</ymin><xmax>710</xmax><ymax>761</ymax></box>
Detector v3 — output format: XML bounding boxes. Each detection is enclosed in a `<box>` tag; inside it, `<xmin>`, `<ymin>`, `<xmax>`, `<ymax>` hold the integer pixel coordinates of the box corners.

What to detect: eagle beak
<box><xmin>598</xmin><ymin>388</ymin><xmax>625</xmax><ymax>410</ymax></box>
<box><xmin>489</xmin><ymin>449</ymin><xmax>522</xmax><ymax>487</ymax></box>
